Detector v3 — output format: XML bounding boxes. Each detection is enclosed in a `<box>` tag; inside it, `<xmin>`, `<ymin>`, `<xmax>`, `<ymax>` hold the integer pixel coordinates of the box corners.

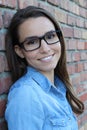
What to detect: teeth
<box><xmin>41</xmin><ymin>55</ymin><xmax>52</xmax><ymax>61</ymax></box>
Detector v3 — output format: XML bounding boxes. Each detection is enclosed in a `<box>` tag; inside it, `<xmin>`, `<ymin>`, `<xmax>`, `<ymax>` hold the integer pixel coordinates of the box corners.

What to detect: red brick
<box><xmin>0</xmin><ymin>11</ymin><xmax>3</xmax><ymax>28</ymax></box>
<box><xmin>84</xmin><ymin>62</ymin><xmax>87</xmax><ymax>70</ymax></box>
<box><xmin>55</xmin><ymin>9</ymin><xmax>67</xmax><ymax>24</ymax></box>
<box><xmin>8</xmin><ymin>0</ymin><xmax>17</xmax><ymax>8</ymax></box>
<box><xmin>0</xmin><ymin>99</ymin><xmax>7</xmax><ymax>117</ymax></box>
<box><xmin>75</xmin><ymin>62</ymin><xmax>83</xmax><ymax>72</ymax></box>
<box><xmin>0</xmin><ymin>75</ymin><xmax>12</xmax><ymax>94</ymax></box>
<box><xmin>84</xmin><ymin>20</ymin><xmax>87</xmax><ymax>28</ymax></box>
<box><xmin>76</xmin><ymin>17</ymin><xmax>84</xmax><ymax>28</ymax></box>
<box><xmin>74</xmin><ymin>28</ymin><xmax>82</xmax><ymax>38</ymax></box>
<box><xmin>85</xmin><ymin>42</ymin><xmax>87</xmax><ymax>49</ymax></box>
<box><xmin>38</xmin><ymin>3</ymin><xmax>55</xmax><ymax>16</ymax></box>
<box><xmin>4</xmin><ymin>54</ymin><xmax>9</xmax><ymax>71</ymax></box>
<box><xmin>79</xmin><ymin>7</ymin><xmax>87</xmax><ymax>18</ymax></box>
<box><xmin>0</xmin><ymin>54</ymin><xmax>9</xmax><ymax>72</ymax></box>
<box><xmin>80</xmin><ymin>72</ymin><xmax>87</xmax><ymax>82</ymax></box>
<box><xmin>76</xmin><ymin>83</ymin><xmax>87</xmax><ymax>95</ymax></box>
<box><xmin>3</xmin><ymin>10</ymin><xmax>15</xmax><ymax>28</ymax></box>
<box><xmin>71</xmin><ymin>74</ymin><xmax>80</xmax><ymax>86</ymax></box>
<box><xmin>79</xmin><ymin>0</ymin><xmax>87</xmax><ymax>8</ymax></box>
<box><xmin>80</xmin><ymin>93</ymin><xmax>87</xmax><ymax>102</ymax></box>
<box><xmin>76</xmin><ymin>87</ymin><xmax>82</xmax><ymax>95</ymax></box>
<box><xmin>64</xmin><ymin>39</ymin><xmax>69</xmax><ymax>50</ymax></box>
<box><xmin>62</xmin><ymin>26</ymin><xmax>74</xmax><ymax>38</ymax></box>
<box><xmin>77</xmin><ymin>41</ymin><xmax>85</xmax><ymax>50</ymax></box>
<box><xmin>67</xmin><ymin>64</ymin><xmax>76</xmax><ymax>75</ymax></box>
<box><xmin>67</xmin><ymin>14</ymin><xmax>76</xmax><ymax>26</ymax></box>
<box><xmin>69</xmin><ymin>1</ymin><xmax>79</xmax><ymax>15</ymax></box>
<box><xmin>0</xmin><ymin>0</ymin><xmax>3</xmax><ymax>5</ymax></box>
<box><xmin>0</xmin><ymin>54</ymin><xmax>5</xmax><ymax>73</ymax></box>
<box><xmin>59</xmin><ymin>0</ymin><xmax>69</xmax><ymax>11</ymax></box>
<box><xmin>66</xmin><ymin>51</ymin><xmax>72</xmax><ymax>62</ymax></box>
<box><xmin>80</xmin><ymin>52</ymin><xmax>87</xmax><ymax>60</ymax></box>
<box><xmin>0</xmin><ymin>32</ymin><xmax>5</xmax><ymax>50</ymax></box>
<box><xmin>81</xmin><ymin>30</ymin><xmax>87</xmax><ymax>39</ymax></box>
<box><xmin>73</xmin><ymin>4</ymin><xmax>79</xmax><ymax>15</ymax></box>
<box><xmin>18</xmin><ymin>0</ymin><xmax>38</xmax><ymax>9</ymax></box>
<box><xmin>67</xmin><ymin>39</ymin><xmax>77</xmax><ymax>50</ymax></box>
<box><xmin>0</xmin><ymin>0</ymin><xmax>17</xmax><ymax>8</ymax></box>
<box><xmin>78</xmin><ymin>114</ymin><xmax>87</xmax><ymax>128</ymax></box>
<box><xmin>72</xmin><ymin>52</ymin><xmax>80</xmax><ymax>61</ymax></box>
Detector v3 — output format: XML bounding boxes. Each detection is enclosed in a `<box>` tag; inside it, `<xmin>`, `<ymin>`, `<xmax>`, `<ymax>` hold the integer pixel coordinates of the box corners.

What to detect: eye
<box><xmin>24</xmin><ymin>38</ymin><xmax>38</xmax><ymax>46</ymax></box>
<box><xmin>28</xmin><ymin>40</ymin><xmax>35</xmax><ymax>45</ymax></box>
<box><xmin>45</xmin><ymin>31</ymin><xmax>57</xmax><ymax>40</ymax></box>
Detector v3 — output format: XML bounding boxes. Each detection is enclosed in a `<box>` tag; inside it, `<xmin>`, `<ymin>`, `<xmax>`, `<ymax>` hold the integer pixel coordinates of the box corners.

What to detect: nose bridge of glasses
<box><xmin>39</xmin><ymin>35</ymin><xmax>48</xmax><ymax>45</ymax></box>
<box><xmin>39</xmin><ymin>38</ymin><xmax>50</xmax><ymax>52</ymax></box>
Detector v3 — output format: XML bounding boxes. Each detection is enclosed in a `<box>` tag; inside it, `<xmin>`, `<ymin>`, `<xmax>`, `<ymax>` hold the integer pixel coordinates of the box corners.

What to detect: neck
<box><xmin>40</xmin><ymin>70</ymin><xmax>54</xmax><ymax>84</ymax></box>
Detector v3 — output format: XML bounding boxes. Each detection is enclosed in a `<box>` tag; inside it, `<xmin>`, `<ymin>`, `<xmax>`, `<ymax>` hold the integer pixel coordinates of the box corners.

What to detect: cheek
<box><xmin>23</xmin><ymin>51</ymin><xmax>37</xmax><ymax>60</ymax></box>
<box><xmin>59</xmin><ymin>43</ymin><xmax>61</xmax><ymax>53</ymax></box>
<box><xmin>54</xmin><ymin>42</ymin><xmax>61</xmax><ymax>52</ymax></box>
<box><xmin>55</xmin><ymin>43</ymin><xmax>61</xmax><ymax>59</ymax></box>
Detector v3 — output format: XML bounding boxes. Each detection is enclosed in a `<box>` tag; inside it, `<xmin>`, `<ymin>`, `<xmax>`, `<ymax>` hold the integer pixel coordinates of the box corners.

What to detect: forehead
<box><xmin>18</xmin><ymin>17</ymin><xmax>55</xmax><ymax>41</ymax></box>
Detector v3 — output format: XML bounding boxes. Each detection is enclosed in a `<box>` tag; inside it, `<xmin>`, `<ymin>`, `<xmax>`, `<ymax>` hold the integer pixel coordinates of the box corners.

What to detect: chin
<box><xmin>40</xmin><ymin>66</ymin><xmax>56</xmax><ymax>72</ymax></box>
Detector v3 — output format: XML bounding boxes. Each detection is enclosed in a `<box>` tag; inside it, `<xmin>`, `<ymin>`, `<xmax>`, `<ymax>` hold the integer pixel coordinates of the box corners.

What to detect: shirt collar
<box><xmin>25</xmin><ymin>66</ymin><xmax>66</xmax><ymax>94</ymax></box>
<box><xmin>26</xmin><ymin>66</ymin><xmax>52</xmax><ymax>92</ymax></box>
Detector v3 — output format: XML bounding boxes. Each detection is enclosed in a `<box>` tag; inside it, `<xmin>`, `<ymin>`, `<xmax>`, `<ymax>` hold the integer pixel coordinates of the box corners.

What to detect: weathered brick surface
<box><xmin>0</xmin><ymin>99</ymin><xmax>7</xmax><ymax>117</ymax></box>
<box><xmin>62</xmin><ymin>26</ymin><xmax>74</xmax><ymax>38</ymax></box>
<box><xmin>3</xmin><ymin>10</ymin><xmax>15</xmax><ymax>28</ymax></box>
<box><xmin>0</xmin><ymin>0</ymin><xmax>17</xmax><ymax>8</ymax></box>
<box><xmin>0</xmin><ymin>32</ymin><xmax>5</xmax><ymax>50</ymax></box>
<box><xmin>18</xmin><ymin>0</ymin><xmax>38</xmax><ymax>9</ymax></box>
<box><xmin>0</xmin><ymin>11</ymin><xmax>3</xmax><ymax>28</ymax></box>
<box><xmin>0</xmin><ymin>0</ymin><xmax>87</xmax><ymax>130</ymax></box>
<box><xmin>0</xmin><ymin>75</ymin><xmax>12</xmax><ymax>94</ymax></box>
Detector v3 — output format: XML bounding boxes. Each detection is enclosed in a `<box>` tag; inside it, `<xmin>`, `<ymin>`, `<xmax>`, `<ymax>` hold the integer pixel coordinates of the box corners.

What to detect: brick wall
<box><xmin>0</xmin><ymin>0</ymin><xmax>87</xmax><ymax>129</ymax></box>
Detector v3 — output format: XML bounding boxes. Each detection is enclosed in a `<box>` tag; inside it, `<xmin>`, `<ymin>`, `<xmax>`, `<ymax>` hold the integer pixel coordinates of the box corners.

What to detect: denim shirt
<box><xmin>5</xmin><ymin>67</ymin><xmax>78</xmax><ymax>130</ymax></box>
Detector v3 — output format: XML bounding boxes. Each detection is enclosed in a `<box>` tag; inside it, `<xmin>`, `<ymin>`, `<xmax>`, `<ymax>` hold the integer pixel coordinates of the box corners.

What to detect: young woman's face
<box><xmin>15</xmin><ymin>17</ymin><xmax>61</xmax><ymax>75</ymax></box>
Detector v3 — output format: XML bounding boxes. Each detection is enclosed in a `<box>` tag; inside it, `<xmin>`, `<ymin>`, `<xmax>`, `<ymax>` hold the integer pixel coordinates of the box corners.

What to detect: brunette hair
<box><xmin>5</xmin><ymin>6</ymin><xmax>84</xmax><ymax>114</ymax></box>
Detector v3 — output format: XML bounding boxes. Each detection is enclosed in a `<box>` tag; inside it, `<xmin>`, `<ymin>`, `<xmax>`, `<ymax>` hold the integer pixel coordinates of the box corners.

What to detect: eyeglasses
<box><xmin>18</xmin><ymin>30</ymin><xmax>61</xmax><ymax>51</ymax></box>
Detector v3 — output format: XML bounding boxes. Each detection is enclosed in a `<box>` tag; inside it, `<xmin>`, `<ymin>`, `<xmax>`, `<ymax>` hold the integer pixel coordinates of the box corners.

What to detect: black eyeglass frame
<box><xmin>18</xmin><ymin>30</ymin><xmax>62</xmax><ymax>52</ymax></box>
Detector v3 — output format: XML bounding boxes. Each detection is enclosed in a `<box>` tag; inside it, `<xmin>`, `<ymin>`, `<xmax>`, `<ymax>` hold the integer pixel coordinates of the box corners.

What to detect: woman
<box><xmin>5</xmin><ymin>6</ymin><xmax>84</xmax><ymax>130</ymax></box>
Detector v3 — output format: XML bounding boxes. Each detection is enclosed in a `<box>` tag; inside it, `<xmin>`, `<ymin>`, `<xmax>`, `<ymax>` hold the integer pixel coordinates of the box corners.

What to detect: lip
<box><xmin>39</xmin><ymin>54</ymin><xmax>54</xmax><ymax>62</ymax></box>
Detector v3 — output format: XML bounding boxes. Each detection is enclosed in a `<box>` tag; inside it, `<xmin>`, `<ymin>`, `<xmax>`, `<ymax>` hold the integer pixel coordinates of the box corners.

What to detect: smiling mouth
<box><xmin>39</xmin><ymin>54</ymin><xmax>54</xmax><ymax>62</ymax></box>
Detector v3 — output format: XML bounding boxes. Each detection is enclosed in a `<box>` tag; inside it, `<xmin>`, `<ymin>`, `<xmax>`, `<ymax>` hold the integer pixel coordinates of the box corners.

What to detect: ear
<box><xmin>14</xmin><ymin>45</ymin><xmax>25</xmax><ymax>58</ymax></box>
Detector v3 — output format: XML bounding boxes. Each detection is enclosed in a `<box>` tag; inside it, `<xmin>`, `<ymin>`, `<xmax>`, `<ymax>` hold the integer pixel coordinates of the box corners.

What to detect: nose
<box><xmin>39</xmin><ymin>39</ymin><xmax>51</xmax><ymax>53</ymax></box>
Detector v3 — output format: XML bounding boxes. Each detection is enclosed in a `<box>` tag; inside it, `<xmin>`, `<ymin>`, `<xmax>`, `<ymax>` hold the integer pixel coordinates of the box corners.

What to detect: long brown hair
<box><xmin>5</xmin><ymin>6</ymin><xmax>84</xmax><ymax>114</ymax></box>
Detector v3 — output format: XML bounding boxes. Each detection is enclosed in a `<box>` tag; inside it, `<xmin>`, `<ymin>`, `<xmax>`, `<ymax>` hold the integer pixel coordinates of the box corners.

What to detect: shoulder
<box><xmin>6</xmin><ymin>74</ymin><xmax>44</xmax><ymax>116</ymax></box>
<box><xmin>7</xmin><ymin>75</ymin><xmax>40</xmax><ymax>103</ymax></box>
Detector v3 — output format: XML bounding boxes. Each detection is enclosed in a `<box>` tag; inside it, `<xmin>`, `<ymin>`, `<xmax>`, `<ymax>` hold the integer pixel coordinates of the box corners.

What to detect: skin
<box><xmin>14</xmin><ymin>17</ymin><xmax>61</xmax><ymax>83</ymax></box>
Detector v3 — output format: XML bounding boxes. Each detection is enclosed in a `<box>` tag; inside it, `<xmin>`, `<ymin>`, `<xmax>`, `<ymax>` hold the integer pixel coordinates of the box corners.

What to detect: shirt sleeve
<box><xmin>5</xmin><ymin>84</ymin><xmax>44</xmax><ymax>130</ymax></box>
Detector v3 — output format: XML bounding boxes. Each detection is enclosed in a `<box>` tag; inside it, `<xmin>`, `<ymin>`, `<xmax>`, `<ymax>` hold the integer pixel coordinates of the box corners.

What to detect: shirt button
<box><xmin>68</xmin><ymin>118</ymin><xmax>71</xmax><ymax>121</ymax></box>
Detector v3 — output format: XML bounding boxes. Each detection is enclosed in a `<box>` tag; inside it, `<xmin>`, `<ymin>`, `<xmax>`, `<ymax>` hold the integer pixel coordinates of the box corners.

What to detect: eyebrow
<box><xmin>20</xmin><ymin>30</ymin><xmax>55</xmax><ymax>44</ymax></box>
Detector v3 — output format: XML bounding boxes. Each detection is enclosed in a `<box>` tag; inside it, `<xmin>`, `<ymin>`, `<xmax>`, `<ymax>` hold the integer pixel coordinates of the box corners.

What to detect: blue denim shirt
<box><xmin>5</xmin><ymin>67</ymin><xmax>78</xmax><ymax>130</ymax></box>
